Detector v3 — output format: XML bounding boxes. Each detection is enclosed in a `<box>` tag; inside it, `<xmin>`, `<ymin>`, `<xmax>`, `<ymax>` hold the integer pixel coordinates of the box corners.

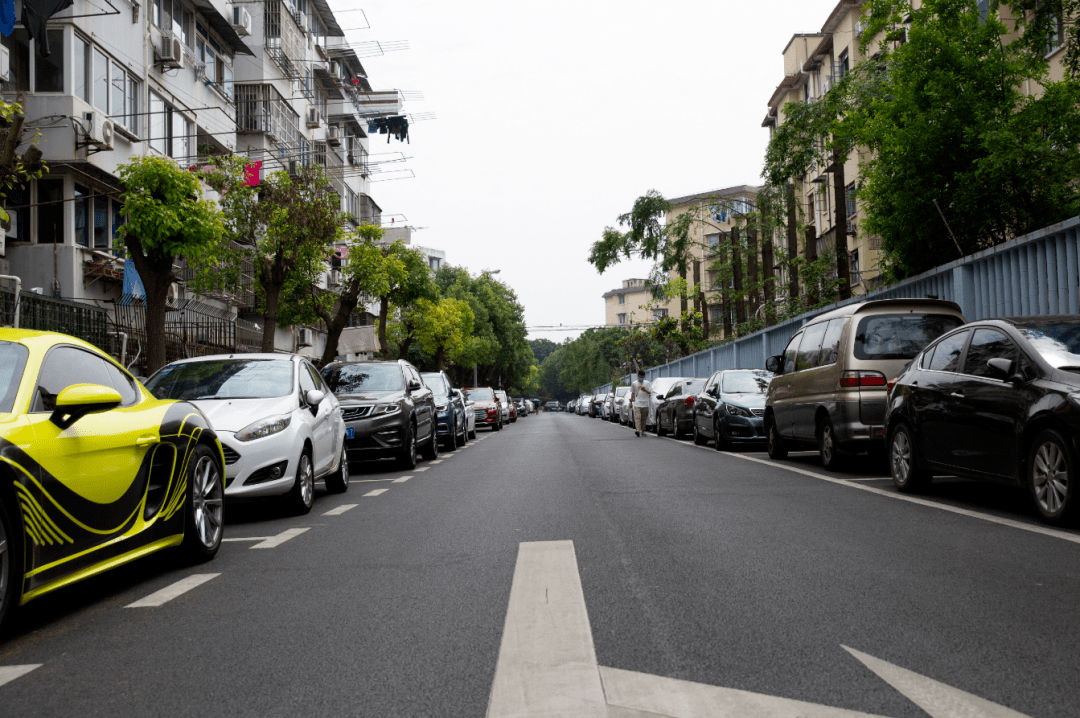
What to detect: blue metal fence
<box><xmin>591</xmin><ymin>216</ymin><xmax>1080</xmax><ymax>394</ymax></box>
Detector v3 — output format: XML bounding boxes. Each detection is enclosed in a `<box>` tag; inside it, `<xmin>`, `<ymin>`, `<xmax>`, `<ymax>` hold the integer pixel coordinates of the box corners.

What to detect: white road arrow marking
<box><xmin>843</xmin><ymin>646</ymin><xmax>1033</xmax><ymax>718</ymax></box>
<box><xmin>0</xmin><ymin>664</ymin><xmax>41</xmax><ymax>688</ymax></box>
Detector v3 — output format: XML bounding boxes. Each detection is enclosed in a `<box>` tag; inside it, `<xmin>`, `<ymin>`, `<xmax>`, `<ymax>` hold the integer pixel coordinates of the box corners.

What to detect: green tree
<box><xmin>395</xmin><ymin>296</ymin><xmax>475</xmax><ymax>369</ymax></box>
<box><xmin>117</xmin><ymin>155</ymin><xmax>224</xmax><ymax>373</ymax></box>
<box><xmin>529</xmin><ymin>338</ymin><xmax>559</xmax><ymax>364</ymax></box>
<box><xmin>375</xmin><ymin>242</ymin><xmax>437</xmax><ymax>357</ymax></box>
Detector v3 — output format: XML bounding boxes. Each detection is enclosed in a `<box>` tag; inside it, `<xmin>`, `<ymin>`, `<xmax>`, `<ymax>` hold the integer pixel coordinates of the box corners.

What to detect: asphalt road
<box><xmin>2</xmin><ymin>412</ymin><xmax>1079</xmax><ymax>717</ymax></box>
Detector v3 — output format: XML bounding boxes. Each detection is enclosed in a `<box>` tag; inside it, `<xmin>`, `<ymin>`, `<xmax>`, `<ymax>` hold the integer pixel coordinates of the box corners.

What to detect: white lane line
<box><xmin>126</xmin><ymin>573</ymin><xmax>220</xmax><ymax>607</ymax></box>
<box><xmin>250</xmin><ymin>527</ymin><xmax>310</xmax><ymax>549</ymax></box>
<box><xmin>487</xmin><ymin>540</ymin><xmax>607</xmax><ymax>717</ymax></box>
<box><xmin>323</xmin><ymin>503</ymin><xmax>358</xmax><ymax>516</ymax></box>
<box><xmin>353</xmin><ymin>477</ymin><xmax>401</xmax><ymax>483</ymax></box>
<box><xmin>429</xmin><ymin>459</ymin><xmax>444</xmax><ymax>464</ymax></box>
<box><xmin>843</xmin><ymin>646</ymin><xmax>1031</xmax><ymax>718</ymax></box>
<box><xmin>442</xmin><ymin>454</ymin><xmax>454</xmax><ymax>458</ymax></box>
<box><xmin>845</xmin><ymin>477</ymin><xmax>887</xmax><ymax>482</ymax></box>
<box><xmin>364</xmin><ymin>488</ymin><xmax>389</xmax><ymax>497</ymax></box>
<box><xmin>0</xmin><ymin>665</ymin><xmax>42</xmax><ymax>688</ymax></box>
<box><xmin>725</xmin><ymin>451</ymin><xmax>1080</xmax><ymax>545</ymax></box>
<box><xmin>221</xmin><ymin>536</ymin><xmax>272</xmax><ymax>542</ymax></box>
<box><xmin>392</xmin><ymin>476</ymin><xmax>412</xmax><ymax>483</ymax></box>
<box><xmin>413</xmin><ymin>467</ymin><xmax>430</xmax><ymax>472</ymax></box>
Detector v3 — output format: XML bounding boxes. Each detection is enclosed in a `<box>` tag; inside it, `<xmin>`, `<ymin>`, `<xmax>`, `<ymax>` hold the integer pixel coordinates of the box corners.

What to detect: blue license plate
<box><xmin>346</xmin><ymin>427</ymin><xmax>354</xmax><ymax>439</ymax></box>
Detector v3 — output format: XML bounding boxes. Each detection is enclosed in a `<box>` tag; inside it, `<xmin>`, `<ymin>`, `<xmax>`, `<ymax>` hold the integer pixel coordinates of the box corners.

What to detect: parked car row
<box><xmin>573</xmin><ymin>299</ymin><xmax>1080</xmax><ymax>526</ymax></box>
<box><xmin>0</xmin><ymin>329</ymin><xmax>510</xmax><ymax>632</ymax></box>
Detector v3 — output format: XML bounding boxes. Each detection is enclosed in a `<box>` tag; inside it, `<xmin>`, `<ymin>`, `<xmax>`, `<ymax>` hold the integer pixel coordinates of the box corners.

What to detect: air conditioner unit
<box><xmin>0</xmin><ymin>46</ymin><xmax>9</xmax><ymax>83</ymax></box>
<box><xmin>294</xmin><ymin>11</ymin><xmax>307</xmax><ymax>33</ymax></box>
<box><xmin>157</xmin><ymin>36</ymin><xmax>184</xmax><ymax>70</ymax></box>
<box><xmin>83</xmin><ymin>111</ymin><xmax>115</xmax><ymax>150</ymax></box>
<box><xmin>232</xmin><ymin>7</ymin><xmax>252</xmax><ymax>36</ymax></box>
<box><xmin>288</xmin><ymin>159</ymin><xmax>299</xmax><ymax>175</ymax></box>
<box><xmin>297</xmin><ymin>327</ymin><xmax>314</xmax><ymax>347</ymax></box>
<box><xmin>327</xmin><ymin>124</ymin><xmax>341</xmax><ymax>145</ymax></box>
<box><xmin>306</xmin><ymin>107</ymin><xmax>321</xmax><ymax>128</ymax></box>
<box><xmin>328</xmin><ymin>60</ymin><xmax>340</xmax><ymax>79</ymax></box>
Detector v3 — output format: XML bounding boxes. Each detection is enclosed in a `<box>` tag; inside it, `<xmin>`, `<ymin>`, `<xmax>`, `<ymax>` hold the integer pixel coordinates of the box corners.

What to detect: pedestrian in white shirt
<box><xmin>630</xmin><ymin>370</ymin><xmax>652</xmax><ymax>437</ymax></box>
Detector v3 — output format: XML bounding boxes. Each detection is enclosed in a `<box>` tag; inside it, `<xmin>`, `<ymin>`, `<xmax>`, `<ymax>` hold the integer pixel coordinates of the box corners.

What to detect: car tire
<box><xmin>180</xmin><ymin>444</ymin><xmax>224</xmax><ymax>562</ymax></box>
<box><xmin>287</xmin><ymin>449</ymin><xmax>315</xmax><ymax>515</ymax></box>
<box><xmin>325</xmin><ymin>442</ymin><xmax>350</xmax><ymax>494</ymax></box>
<box><xmin>817</xmin><ymin>416</ymin><xmax>844</xmax><ymax>471</ymax></box>
<box><xmin>443</xmin><ymin>419</ymin><xmax>457</xmax><ymax>452</ymax></box>
<box><xmin>398</xmin><ymin>421</ymin><xmax>419</xmax><ymax>469</ymax></box>
<box><xmin>889</xmin><ymin>423</ymin><xmax>931</xmax><ymax>493</ymax></box>
<box><xmin>692</xmin><ymin>420</ymin><xmax>706</xmax><ymax>445</ymax></box>
<box><xmin>420</xmin><ymin>421</ymin><xmax>439</xmax><ymax>461</ymax></box>
<box><xmin>468</xmin><ymin>424</ymin><xmax>477</xmax><ymax>440</ymax></box>
<box><xmin>459</xmin><ymin>417</ymin><xmax>468</xmax><ymax>446</ymax></box>
<box><xmin>1028</xmin><ymin>429</ymin><xmax>1077</xmax><ymax>525</ymax></box>
<box><xmin>715</xmin><ymin>418</ymin><xmax>730</xmax><ymax>452</ymax></box>
<box><xmin>766</xmin><ymin>415</ymin><xmax>788</xmax><ymax>460</ymax></box>
<box><xmin>656</xmin><ymin>413</ymin><xmax>668</xmax><ymax>437</ymax></box>
<box><xmin>0</xmin><ymin>493</ymin><xmax>19</xmax><ymax>633</ymax></box>
<box><xmin>674</xmin><ymin>415</ymin><xmax>687</xmax><ymax>441</ymax></box>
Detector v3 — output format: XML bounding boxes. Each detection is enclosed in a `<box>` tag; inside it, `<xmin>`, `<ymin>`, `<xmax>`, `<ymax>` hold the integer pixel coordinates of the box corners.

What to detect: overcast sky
<box><xmin>330</xmin><ymin>0</ymin><xmax>830</xmax><ymax>344</ymax></box>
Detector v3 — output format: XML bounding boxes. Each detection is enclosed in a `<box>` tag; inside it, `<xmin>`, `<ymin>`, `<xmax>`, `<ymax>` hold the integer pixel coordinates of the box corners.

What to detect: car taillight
<box><xmin>886</xmin><ymin>377</ymin><xmax>898</xmax><ymax>395</ymax></box>
<box><xmin>840</xmin><ymin>370</ymin><xmax>888</xmax><ymax>388</ymax></box>
<box><xmin>684</xmin><ymin>396</ymin><xmax>695</xmax><ymax>406</ymax></box>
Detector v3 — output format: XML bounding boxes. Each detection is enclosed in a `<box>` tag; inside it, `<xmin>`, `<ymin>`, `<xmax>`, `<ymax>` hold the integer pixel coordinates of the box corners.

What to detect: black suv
<box><xmin>322</xmin><ymin>359</ymin><xmax>438</xmax><ymax>469</ymax></box>
<box><xmin>421</xmin><ymin>370</ymin><xmax>470</xmax><ymax>451</ymax></box>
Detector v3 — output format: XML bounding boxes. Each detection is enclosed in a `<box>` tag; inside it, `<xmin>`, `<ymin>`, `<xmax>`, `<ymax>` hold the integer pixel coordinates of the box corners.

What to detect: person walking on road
<box><xmin>630</xmin><ymin>371</ymin><xmax>652</xmax><ymax>437</ymax></box>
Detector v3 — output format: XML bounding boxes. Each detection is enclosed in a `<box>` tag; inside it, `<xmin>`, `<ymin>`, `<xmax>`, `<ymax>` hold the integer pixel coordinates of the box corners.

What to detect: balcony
<box><xmin>235</xmin><ymin>84</ymin><xmax>300</xmax><ymax>145</ymax></box>
<box><xmin>264</xmin><ymin>0</ymin><xmax>305</xmax><ymax>79</ymax></box>
<box><xmin>313</xmin><ymin>141</ymin><xmax>346</xmax><ymax>199</ymax></box>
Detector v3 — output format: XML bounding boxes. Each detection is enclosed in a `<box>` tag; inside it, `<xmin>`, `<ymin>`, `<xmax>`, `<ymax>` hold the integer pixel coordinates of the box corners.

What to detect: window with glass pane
<box><xmin>2</xmin><ymin>29</ymin><xmax>30</xmax><ymax>91</ymax></box>
<box><xmin>205</xmin><ymin>47</ymin><xmax>216</xmax><ymax>86</ymax></box>
<box><xmin>126</xmin><ymin>77</ymin><xmax>138</xmax><ymax>133</ymax></box>
<box><xmin>171</xmin><ymin>117</ymin><xmax>191</xmax><ymax>161</ymax></box>
<box><xmin>37</xmin><ymin>179</ymin><xmax>64</xmax><ymax>244</ymax></box>
<box><xmin>74</xmin><ymin>184</ymin><xmax>89</xmax><ymax>247</ymax></box>
<box><xmin>93</xmin><ymin>49</ymin><xmax>109</xmax><ymax>111</ymax></box>
<box><xmin>222</xmin><ymin>64</ymin><xmax>233</xmax><ymax>100</ymax></box>
<box><xmin>149</xmin><ymin>92</ymin><xmax>166</xmax><ymax>153</ymax></box>
<box><xmin>34</xmin><ymin>30</ymin><xmax>64</xmax><ymax>91</ymax></box>
<box><xmin>111</xmin><ymin>62</ymin><xmax>126</xmax><ymax>124</ymax></box>
<box><xmin>94</xmin><ymin>195</ymin><xmax>109</xmax><ymax>249</ymax></box>
<box><xmin>928</xmin><ymin>331</ymin><xmax>969</xmax><ymax>373</ymax></box>
<box><xmin>964</xmin><ymin>329</ymin><xmax>1021</xmax><ymax>378</ymax></box>
<box><xmin>111</xmin><ymin>200</ymin><xmax>124</xmax><ymax>252</ymax></box>
<box><xmin>73</xmin><ymin>36</ymin><xmax>89</xmax><ymax>101</ymax></box>
<box><xmin>172</xmin><ymin>0</ymin><xmax>183</xmax><ymax>39</ymax></box>
<box><xmin>152</xmin><ymin>0</ymin><xmax>161</xmax><ymax>28</ymax></box>
<box><xmin>795</xmin><ymin>321</ymin><xmax>828</xmax><ymax>371</ymax></box>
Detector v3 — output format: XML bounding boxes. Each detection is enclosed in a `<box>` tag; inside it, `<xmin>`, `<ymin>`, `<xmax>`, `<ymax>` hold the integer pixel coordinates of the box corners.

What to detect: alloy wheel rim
<box><xmin>1033</xmin><ymin>441</ymin><xmax>1068</xmax><ymax>514</ymax></box>
<box><xmin>822</xmin><ymin>425</ymin><xmax>833</xmax><ymax>463</ymax></box>
<box><xmin>768</xmin><ymin>422</ymin><xmax>776</xmax><ymax>452</ymax></box>
<box><xmin>300</xmin><ymin>455</ymin><xmax>314</xmax><ymax>506</ymax></box>
<box><xmin>192</xmin><ymin>455</ymin><xmax>223</xmax><ymax>548</ymax></box>
<box><xmin>341</xmin><ymin>446</ymin><xmax>350</xmax><ymax>487</ymax></box>
<box><xmin>892</xmin><ymin>431</ymin><xmax>911</xmax><ymax>484</ymax></box>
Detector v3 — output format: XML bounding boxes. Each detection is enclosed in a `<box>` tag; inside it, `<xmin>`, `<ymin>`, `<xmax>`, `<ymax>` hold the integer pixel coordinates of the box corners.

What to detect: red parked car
<box><xmin>465</xmin><ymin>387</ymin><xmax>502</xmax><ymax>431</ymax></box>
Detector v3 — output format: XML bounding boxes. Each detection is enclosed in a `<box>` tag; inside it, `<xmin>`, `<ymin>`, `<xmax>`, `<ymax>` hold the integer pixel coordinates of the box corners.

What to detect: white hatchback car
<box><xmin>145</xmin><ymin>353</ymin><xmax>348</xmax><ymax>514</ymax></box>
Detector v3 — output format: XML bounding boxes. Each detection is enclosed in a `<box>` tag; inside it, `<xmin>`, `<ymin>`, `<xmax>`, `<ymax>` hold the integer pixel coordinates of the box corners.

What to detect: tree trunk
<box><xmin>693</xmin><ymin>259</ymin><xmax>708</xmax><ymax>337</ymax></box>
<box><xmin>261</xmin><ymin>284</ymin><xmax>281</xmax><ymax>353</ymax></box>
<box><xmin>124</xmin><ymin>235</ymin><xmax>174</xmax><ymax>375</ymax></box>
<box><xmin>719</xmin><ymin>236</ymin><xmax>732</xmax><ymax>338</ymax></box>
<box><xmin>832</xmin><ymin>146</ymin><xmax>852</xmax><ymax>301</ymax></box>
<box><xmin>747</xmin><ymin>225</ymin><xmax>759</xmax><ymax>321</ymax></box>
<box><xmin>786</xmin><ymin>183</ymin><xmax>799</xmax><ymax>301</ymax></box>
<box><xmin>761</xmin><ymin>226</ymin><xmax>775</xmax><ymax>326</ymax></box>
<box><xmin>318</xmin><ymin>284</ymin><xmax>362</xmax><ymax>367</ymax></box>
<box><xmin>398</xmin><ymin>331</ymin><xmax>414</xmax><ymax>360</ymax></box>
<box><xmin>435</xmin><ymin>346</ymin><xmax>446</xmax><ymax>371</ymax></box>
<box><xmin>678</xmin><ymin>267</ymin><xmax>688</xmax><ymax>322</ymax></box>
<box><xmin>731</xmin><ymin>226</ymin><xmax>745</xmax><ymax>326</ymax></box>
<box><xmin>377</xmin><ymin>296</ymin><xmax>390</xmax><ymax>358</ymax></box>
<box><xmin>805</xmin><ymin>225</ymin><xmax>818</xmax><ymax>307</ymax></box>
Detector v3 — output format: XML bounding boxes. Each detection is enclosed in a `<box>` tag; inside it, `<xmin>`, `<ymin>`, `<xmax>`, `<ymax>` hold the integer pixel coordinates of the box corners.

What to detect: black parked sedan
<box><xmin>692</xmin><ymin>369</ymin><xmax>773</xmax><ymax>450</ymax></box>
<box><xmin>422</xmin><ymin>371</ymin><xmax>470</xmax><ymax>451</ymax></box>
<box><xmin>886</xmin><ymin>316</ymin><xmax>1080</xmax><ymax>525</ymax></box>
<box><xmin>654</xmin><ymin>379</ymin><xmax>705</xmax><ymax>439</ymax></box>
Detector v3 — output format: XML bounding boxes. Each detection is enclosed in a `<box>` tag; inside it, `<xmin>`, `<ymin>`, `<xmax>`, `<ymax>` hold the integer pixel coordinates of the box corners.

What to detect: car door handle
<box><xmin>135</xmin><ymin>436</ymin><xmax>158</xmax><ymax>447</ymax></box>
<box><xmin>950</xmin><ymin>392</ymin><xmax>965</xmax><ymax>399</ymax></box>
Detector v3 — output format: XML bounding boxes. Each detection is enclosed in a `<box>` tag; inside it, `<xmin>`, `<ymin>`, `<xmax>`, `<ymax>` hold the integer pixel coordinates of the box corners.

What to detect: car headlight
<box><xmin>436</xmin><ymin>403</ymin><xmax>449</xmax><ymax>413</ymax></box>
<box><xmin>373</xmin><ymin>403</ymin><xmax>401</xmax><ymax>416</ymax></box>
<box><xmin>724</xmin><ymin>403</ymin><xmax>752</xmax><ymax>417</ymax></box>
<box><xmin>235</xmin><ymin>414</ymin><xmax>292</xmax><ymax>442</ymax></box>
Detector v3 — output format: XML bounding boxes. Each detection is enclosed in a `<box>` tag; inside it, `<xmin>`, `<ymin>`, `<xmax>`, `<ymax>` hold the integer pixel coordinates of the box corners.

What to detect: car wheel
<box><xmin>0</xmin><ymin>494</ymin><xmax>19</xmax><ymax>632</ymax></box>
<box><xmin>459</xmin><ymin>417</ymin><xmax>468</xmax><ymax>446</ymax></box>
<box><xmin>325</xmin><ymin>442</ymin><xmax>350</xmax><ymax>494</ymax></box>
<box><xmin>420</xmin><ymin>421</ymin><xmax>440</xmax><ymax>461</ymax></box>
<box><xmin>889</xmin><ymin>423</ymin><xmax>931</xmax><ymax>493</ymax></box>
<box><xmin>468</xmin><ymin>423</ymin><xmax>477</xmax><ymax>440</ymax></box>
<box><xmin>181</xmin><ymin>444</ymin><xmax>224</xmax><ymax>561</ymax></box>
<box><xmin>817</xmin><ymin>416</ymin><xmax>844</xmax><ymax>471</ymax></box>
<box><xmin>766</xmin><ymin>415</ymin><xmax>788</xmax><ymax>460</ymax></box>
<box><xmin>287</xmin><ymin>450</ymin><xmax>315</xmax><ymax>515</ymax></box>
<box><xmin>398</xmin><ymin>421</ymin><xmax>419</xmax><ymax>469</ymax></box>
<box><xmin>1028</xmin><ymin>429</ymin><xmax>1077</xmax><ymax>525</ymax></box>
<box><xmin>692</xmin><ymin>419</ymin><xmax>706</xmax><ymax>445</ymax></box>
<box><xmin>656</xmin><ymin>413</ymin><xmax>668</xmax><ymax>437</ymax></box>
<box><xmin>715</xmin><ymin>418</ymin><xmax>730</xmax><ymax>452</ymax></box>
<box><xmin>443</xmin><ymin>419</ymin><xmax>457</xmax><ymax>452</ymax></box>
<box><xmin>674</xmin><ymin>414</ymin><xmax>687</xmax><ymax>440</ymax></box>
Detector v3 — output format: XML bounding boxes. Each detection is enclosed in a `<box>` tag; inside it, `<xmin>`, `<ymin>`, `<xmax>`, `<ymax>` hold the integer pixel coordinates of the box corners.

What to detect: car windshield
<box><xmin>722</xmin><ymin>371</ymin><xmax>771</xmax><ymax>394</ymax></box>
<box><xmin>146</xmin><ymin>359</ymin><xmax>293</xmax><ymax>400</ymax></box>
<box><xmin>1018</xmin><ymin>322</ymin><xmax>1080</xmax><ymax>369</ymax></box>
<box><xmin>854</xmin><ymin>314</ymin><xmax>964</xmax><ymax>360</ymax></box>
<box><xmin>466</xmin><ymin>388</ymin><xmax>494</xmax><ymax>401</ymax></box>
<box><xmin>616</xmin><ymin>387</ymin><xmax>629</xmax><ymax>396</ymax></box>
<box><xmin>323</xmin><ymin>364</ymin><xmax>404</xmax><ymax>394</ymax></box>
<box><xmin>684</xmin><ymin>380</ymin><xmax>703</xmax><ymax>393</ymax></box>
<box><xmin>0</xmin><ymin>341</ymin><xmax>29</xmax><ymax>413</ymax></box>
<box><xmin>421</xmin><ymin>373</ymin><xmax>449</xmax><ymax>397</ymax></box>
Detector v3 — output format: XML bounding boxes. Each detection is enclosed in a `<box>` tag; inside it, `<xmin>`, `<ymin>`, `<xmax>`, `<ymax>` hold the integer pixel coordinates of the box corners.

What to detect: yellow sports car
<box><xmin>0</xmin><ymin>329</ymin><xmax>225</xmax><ymax>630</ymax></box>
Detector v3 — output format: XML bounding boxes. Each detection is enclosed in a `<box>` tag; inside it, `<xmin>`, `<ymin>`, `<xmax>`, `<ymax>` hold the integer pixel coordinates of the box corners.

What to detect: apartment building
<box><xmin>603</xmin><ymin>278</ymin><xmax>678</xmax><ymax>328</ymax></box>
<box><xmin>664</xmin><ymin>185</ymin><xmax>762</xmax><ymax>333</ymax></box>
<box><xmin>0</xmin><ymin>0</ymin><xmax>408</xmax><ymax>364</ymax></box>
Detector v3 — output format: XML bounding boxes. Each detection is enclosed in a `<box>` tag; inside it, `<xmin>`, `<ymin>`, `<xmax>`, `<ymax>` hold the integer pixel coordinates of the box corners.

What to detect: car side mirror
<box><xmin>450</xmin><ymin>388</ymin><xmax>460</xmax><ymax>397</ymax></box>
<box><xmin>306</xmin><ymin>389</ymin><xmax>325</xmax><ymax>409</ymax></box>
<box><xmin>50</xmin><ymin>383</ymin><xmax>123</xmax><ymax>429</ymax></box>
<box><xmin>708</xmin><ymin>386</ymin><xmax>719</xmax><ymax>397</ymax></box>
<box><xmin>765</xmin><ymin>355</ymin><xmax>782</xmax><ymax>374</ymax></box>
<box><xmin>987</xmin><ymin>357</ymin><xmax>1015</xmax><ymax>381</ymax></box>
<box><xmin>408</xmin><ymin>380</ymin><xmax>422</xmax><ymax>392</ymax></box>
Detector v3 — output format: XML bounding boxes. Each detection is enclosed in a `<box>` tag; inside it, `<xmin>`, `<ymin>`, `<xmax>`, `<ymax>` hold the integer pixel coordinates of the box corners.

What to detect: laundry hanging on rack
<box><xmin>21</xmin><ymin>0</ymin><xmax>73</xmax><ymax>56</ymax></box>
<box><xmin>365</xmin><ymin>116</ymin><xmax>410</xmax><ymax>144</ymax></box>
<box><xmin>0</xmin><ymin>0</ymin><xmax>16</xmax><ymax>37</ymax></box>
